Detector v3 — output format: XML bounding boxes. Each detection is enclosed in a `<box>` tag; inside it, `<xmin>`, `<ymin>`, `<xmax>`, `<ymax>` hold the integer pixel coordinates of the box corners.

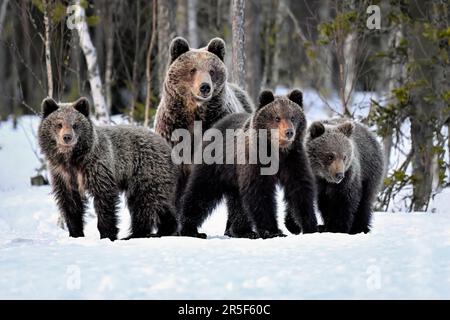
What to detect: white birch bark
<box><xmin>43</xmin><ymin>0</ymin><xmax>53</xmax><ymax>98</ymax></box>
<box><xmin>231</xmin><ymin>0</ymin><xmax>246</xmax><ymax>89</ymax></box>
<box><xmin>187</xmin><ymin>0</ymin><xmax>198</xmax><ymax>48</ymax></box>
<box><xmin>74</xmin><ymin>0</ymin><xmax>109</xmax><ymax>124</ymax></box>
<box><xmin>343</xmin><ymin>31</ymin><xmax>357</xmax><ymax>112</ymax></box>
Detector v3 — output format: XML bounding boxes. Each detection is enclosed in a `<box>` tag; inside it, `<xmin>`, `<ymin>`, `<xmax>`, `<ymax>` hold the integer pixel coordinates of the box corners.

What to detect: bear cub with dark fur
<box><xmin>300</xmin><ymin>119</ymin><xmax>384</xmax><ymax>234</ymax></box>
<box><xmin>180</xmin><ymin>90</ymin><xmax>317</xmax><ymax>239</ymax></box>
<box><xmin>38</xmin><ymin>98</ymin><xmax>178</xmax><ymax>240</ymax></box>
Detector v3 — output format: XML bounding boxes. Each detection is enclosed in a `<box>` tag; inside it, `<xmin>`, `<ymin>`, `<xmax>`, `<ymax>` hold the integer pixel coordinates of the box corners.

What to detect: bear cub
<box><xmin>38</xmin><ymin>98</ymin><xmax>178</xmax><ymax>240</ymax></box>
<box><xmin>180</xmin><ymin>90</ymin><xmax>317</xmax><ymax>239</ymax></box>
<box><xmin>303</xmin><ymin>119</ymin><xmax>384</xmax><ymax>234</ymax></box>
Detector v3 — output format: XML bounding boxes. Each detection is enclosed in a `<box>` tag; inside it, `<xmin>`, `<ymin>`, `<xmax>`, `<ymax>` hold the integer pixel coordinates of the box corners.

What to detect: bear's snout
<box><xmin>199</xmin><ymin>83</ymin><xmax>211</xmax><ymax>96</ymax></box>
<box><xmin>328</xmin><ymin>159</ymin><xmax>345</xmax><ymax>183</ymax></box>
<box><xmin>285</xmin><ymin>128</ymin><xmax>294</xmax><ymax>140</ymax></box>
<box><xmin>63</xmin><ymin>134</ymin><xmax>73</xmax><ymax>144</ymax></box>
<box><xmin>278</xmin><ymin>119</ymin><xmax>295</xmax><ymax>145</ymax></box>
<box><xmin>334</xmin><ymin>172</ymin><xmax>344</xmax><ymax>181</ymax></box>
<box><xmin>57</xmin><ymin>125</ymin><xmax>77</xmax><ymax>148</ymax></box>
<box><xmin>192</xmin><ymin>71</ymin><xmax>213</xmax><ymax>101</ymax></box>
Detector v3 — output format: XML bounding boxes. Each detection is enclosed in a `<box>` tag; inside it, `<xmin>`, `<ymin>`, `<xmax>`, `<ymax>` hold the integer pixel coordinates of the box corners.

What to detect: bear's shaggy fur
<box><xmin>38</xmin><ymin>98</ymin><xmax>178</xmax><ymax>240</ymax></box>
<box><xmin>154</xmin><ymin>37</ymin><xmax>254</xmax><ymax>237</ymax></box>
<box><xmin>179</xmin><ymin>90</ymin><xmax>317</xmax><ymax>239</ymax></box>
<box><xmin>154</xmin><ymin>37</ymin><xmax>253</xmax><ymax>141</ymax></box>
<box><xmin>303</xmin><ymin>119</ymin><xmax>384</xmax><ymax>234</ymax></box>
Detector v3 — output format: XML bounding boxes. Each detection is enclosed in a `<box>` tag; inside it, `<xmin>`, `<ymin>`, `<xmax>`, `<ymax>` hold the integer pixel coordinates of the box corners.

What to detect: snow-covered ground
<box><xmin>1</xmin><ymin>114</ymin><xmax>450</xmax><ymax>299</ymax></box>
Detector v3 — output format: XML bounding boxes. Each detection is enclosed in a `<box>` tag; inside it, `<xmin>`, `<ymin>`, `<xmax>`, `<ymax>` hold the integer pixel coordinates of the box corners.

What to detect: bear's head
<box><xmin>165</xmin><ymin>37</ymin><xmax>227</xmax><ymax>105</ymax></box>
<box><xmin>252</xmin><ymin>89</ymin><xmax>306</xmax><ymax>150</ymax></box>
<box><xmin>38</xmin><ymin>97</ymin><xmax>94</xmax><ymax>157</ymax></box>
<box><xmin>306</xmin><ymin>121</ymin><xmax>355</xmax><ymax>184</ymax></box>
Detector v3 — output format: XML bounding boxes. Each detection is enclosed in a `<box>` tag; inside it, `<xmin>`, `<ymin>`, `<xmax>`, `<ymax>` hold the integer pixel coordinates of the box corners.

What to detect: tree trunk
<box><xmin>408</xmin><ymin>1</ymin><xmax>440</xmax><ymax>211</ymax></box>
<box><xmin>261</xmin><ymin>0</ymin><xmax>280</xmax><ymax>89</ymax></box>
<box><xmin>0</xmin><ymin>0</ymin><xmax>9</xmax><ymax>36</ymax></box>
<box><xmin>187</xmin><ymin>0</ymin><xmax>199</xmax><ymax>48</ymax></box>
<box><xmin>336</xmin><ymin>0</ymin><xmax>357</xmax><ymax>116</ymax></box>
<box><xmin>18</xmin><ymin>1</ymin><xmax>33</xmax><ymax>105</ymax></box>
<box><xmin>231</xmin><ymin>0</ymin><xmax>246</xmax><ymax>88</ymax></box>
<box><xmin>144</xmin><ymin>0</ymin><xmax>158</xmax><ymax>128</ymax></box>
<box><xmin>448</xmin><ymin>122</ymin><xmax>450</xmax><ymax>185</ymax></box>
<box><xmin>342</xmin><ymin>31</ymin><xmax>356</xmax><ymax>114</ymax></box>
<box><xmin>75</xmin><ymin>0</ymin><xmax>109</xmax><ymax>124</ymax></box>
<box><xmin>104</xmin><ymin>1</ymin><xmax>115</xmax><ymax>112</ymax></box>
<box><xmin>43</xmin><ymin>0</ymin><xmax>53</xmax><ymax>98</ymax></box>
<box><xmin>176</xmin><ymin>0</ymin><xmax>188</xmax><ymax>39</ymax></box>
<box><xmin>410</xmin><ymin>116</ymin><xmax>434</xmax><ymax>211</ymax></box>
<box><xmin>130</xmin><ymin>0</ymin><xmax>141</xmax><ymax>122</ymax></box>
<box><xmin>383</xmin><ymin>25</ymin><xmax>406</xmax><ymax>168</ymax></box>
<box><xmin>244</xmin><ymin>0</ymin><xmax>261</xmax><ymax>102</ymax></box>
<box><xmin>318</xmin><ymin>0</ymin><xmax>333</xmax><ymax>97</ymax></box>
<box><xmin>157</xmin><ymin>0</ymin><xmax>176</xmax><ymax>97</ymax></box>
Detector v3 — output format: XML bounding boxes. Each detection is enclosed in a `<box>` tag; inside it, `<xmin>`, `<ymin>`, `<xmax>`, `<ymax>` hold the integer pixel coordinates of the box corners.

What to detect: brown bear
<box><xmin>154</xmin><ymin>37</ymin><xmax>254</xmax><ymax>238</ymax></box>
<box><xmin>38</xmin><ymin>98</ymin><xmax>179</xmax><ymax>240</ymax></box>
<box><xmin>179</xmin><ymin>90</ymin><xmax>317</xmax><ymax>239</ymax></box>
<box><xmin>299</xmin><ymin>119</ymin><xmax>385</xmax><ymax>234</ymax></box>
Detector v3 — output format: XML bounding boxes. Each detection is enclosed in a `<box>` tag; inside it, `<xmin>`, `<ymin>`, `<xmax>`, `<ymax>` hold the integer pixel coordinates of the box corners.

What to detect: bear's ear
<box><xmin>207</xmin><ymin>38</ymin><xmax>226</xmax><ymax>61</ymax></box>
<box><xmin>309</xmin><ymin>122</ymin><xmax>325</xmax><ymax>139</ymax></box>
<box><xmin>288</xmin><ymin>89</ymin><xmax>303</xmax><ymax>108</ymax></box>
<box><xmin>73</xmin><ymin>97</ymin><xmax>90</xmax><ymax>118</ymax></box>
<box><xmin>169</xmin><ymin>37</ymin><xmax>190</xmax><ymax>64</ymax></box>
<box><xmin>258</xmin><ymin>90</ymin><xmax>275</xmax><ymax>109</ymax></box>
<box><xmin>337</xmin><ymin>122</ymin><xmax>354</xmax><ymax>137</ymax></box>
<box><xmin>42</xmin><ymin>98</ymin><xmax>59</xmax><ymax>119</ymax></box>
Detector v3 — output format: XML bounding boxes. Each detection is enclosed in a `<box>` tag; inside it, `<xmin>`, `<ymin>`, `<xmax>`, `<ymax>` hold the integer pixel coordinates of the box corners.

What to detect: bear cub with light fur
<box><xmin>38</xmin><ymin>98</ymin><xmax>178</xmax><ymax>240</ymax></box>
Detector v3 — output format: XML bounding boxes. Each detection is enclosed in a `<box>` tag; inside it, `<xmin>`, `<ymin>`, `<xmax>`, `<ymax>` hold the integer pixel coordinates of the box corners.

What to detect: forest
<box><xmin>0</xmin><ymin>0</ymin><xmax>449</xmax><ymax>212</ymax></box>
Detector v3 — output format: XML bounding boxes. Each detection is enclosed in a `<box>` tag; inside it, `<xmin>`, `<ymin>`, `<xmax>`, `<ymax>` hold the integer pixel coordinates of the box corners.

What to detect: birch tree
<box><xmin>71</xmin><ymin>0</ymin><xmax>109</xmax><ymax>124</ymax></box>
<box><xmin>43</xmin><ymin>0</ymin><xmax>53</xmax><ymax>98</ymax></box>
<box><xmin>231</xmin><ymin>0</ymin><xmax>246</xmax><ymax>88</ymax></box>
<box><xmin>144</xmin><ymin>0</ymin><xmax>158</xmax><ymax>128</ymax></box>
<box><xmin>157</xmin><ymin>0</ymin><xmax>176</xmax><ymax>95</ymax></box>
<box><xmin>187</xmin><ymin>0</ymin><xmax>199</xmax><ymax>48</ymax></box>
<box><xmin>104</xmin><ymin>1</ymin><xmax>115</xmax><ymax>112</ymax></box>
<box><xmin>383</xmin><ymin>24</ymin><xmax>406</xmax><ymax>168</ymax></box>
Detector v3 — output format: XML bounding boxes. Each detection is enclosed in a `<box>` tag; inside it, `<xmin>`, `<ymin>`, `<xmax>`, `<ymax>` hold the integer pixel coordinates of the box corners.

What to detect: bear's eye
<box><xmin>56</xmin><ymin>123</ymin><xmax>63</xmax><ymax>129</ymax></box>
<box><xmin>275</xmin><ymin>116</ymin><xmax>281</xmax><ymax>122</ymax></box>
<box><xmin>291</xmin><ymin>116</ymin><xmax>295</xmax><ymax>122</ymax></box>
<box><xmin>190</xmin><ymin>68</ymin><xmax>196</xmax><ymax>75</ymax></box>
<box><xmin>73</xmin><ymin>124</ymin><xmax>78</xmax><ymax>130</ymax></box>
<box><xmin>343</xmin><ymin>155</ymin><xmax>347</xmax><ymax>161</ymax></box>
<box><xmin>209</xmin><ymin>70</ymin><xmax>215</xmax><ymax>77</ymax></box>
<box><xmin>327</xmin><ymin>154</ymin><xmax>335</xmax><ymax>161</ymax></box>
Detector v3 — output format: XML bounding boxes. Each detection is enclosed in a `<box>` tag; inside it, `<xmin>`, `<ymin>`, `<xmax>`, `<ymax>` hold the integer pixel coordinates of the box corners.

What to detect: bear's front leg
<box><xmin>93</xmin><ymin>191</ymin><xmax>120</xmax><ymax>241</ymax></box>
<box><xmin>279</xmin><ymin>150</ymin><xmax>318</xmax><ymax>234</ymax></box>
<box><xmin>224</xmin><ymin>191</ymin><xmax>258</xmax><ymax>239</ymax></box>
<box><xmin>87</xmin><ymin>165</ymin><xmax>120</xmax><ymax>241</ymax></box>
<box><xmin>349</xmin><ymin>189</ymin><xmax>373</xmax><ymax>234</ymax></box>
<box><xmin>239</xmin><ymin>169</ymin><xmax>284</xmax><ymax>239</ymax></box>
<box><xmin>319</xmin><ymin>193</ymin><xmax>357</xmax><ymax>234</ymax></box>
<box><xmin>51</xmin><ymin>174</ymin><xmax>87</xmax><ymax>238</ymax></box>
<box><xmin>179</xmin><ymin>164</ymin><xmax>224</xmax><ymax>239</ymax></box>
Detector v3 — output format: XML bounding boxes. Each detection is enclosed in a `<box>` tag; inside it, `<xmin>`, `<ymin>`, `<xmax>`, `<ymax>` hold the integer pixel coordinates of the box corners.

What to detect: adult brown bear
<box><xmin>154</xmin><ymin>37</ymin><xmax>254</xmax><ymax>238</ymax></box>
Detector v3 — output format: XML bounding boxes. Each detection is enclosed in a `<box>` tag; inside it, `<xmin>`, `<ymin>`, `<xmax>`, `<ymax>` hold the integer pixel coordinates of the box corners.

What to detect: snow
<box><xmin>1</xmin><ymin>116</ymin><xmax>450</xmax><ymax>299</ymax></box>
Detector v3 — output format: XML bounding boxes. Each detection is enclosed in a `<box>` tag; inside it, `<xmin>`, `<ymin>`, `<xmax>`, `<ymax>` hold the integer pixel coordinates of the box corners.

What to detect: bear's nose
<box><xmin>285</xmin><ymin>129</ymin><xmax>294</xmax><ymax>140</ymax></box>
<box><xmin>200</xmin><ymin>83</ymin><xmax>211</xmax><ymax>95</ymax></box>
<box><xmin>335</xmin><ymin>172</ymin><xmax>344</xmax><ymax>181</ymax></box>
<box><xmin>63</xmin><ymin>134</ymin><xmax>73</xmax><ymax>144</ymax></box>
